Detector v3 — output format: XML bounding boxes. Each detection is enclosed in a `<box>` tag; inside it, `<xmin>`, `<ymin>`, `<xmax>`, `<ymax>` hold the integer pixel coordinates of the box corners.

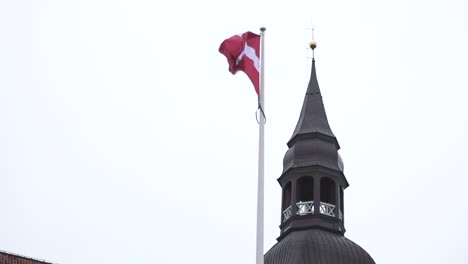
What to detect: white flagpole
<box><xmin>256</xmin><ymin>26</ymin><xmax>266</xmax><ymax>264</ymax></box>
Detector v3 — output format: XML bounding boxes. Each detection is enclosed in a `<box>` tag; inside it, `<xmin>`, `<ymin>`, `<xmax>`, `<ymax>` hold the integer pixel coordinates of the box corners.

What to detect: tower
<box><xmin>264</xmin><ymin>43</ymin><xmax>375</xmax><ymax>263</ymax></box>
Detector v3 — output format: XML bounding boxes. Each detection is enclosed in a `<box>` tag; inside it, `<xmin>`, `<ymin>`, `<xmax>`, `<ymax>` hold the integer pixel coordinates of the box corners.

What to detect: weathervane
<box><xmin>309</xmin><ymin>27</ymin><xmax>317</xmax><ymax>58</ymax></box>
<box><xmin>306</xmin><ymin>26</ymin><xmax>317</xmax><ymax>61</ymax></box>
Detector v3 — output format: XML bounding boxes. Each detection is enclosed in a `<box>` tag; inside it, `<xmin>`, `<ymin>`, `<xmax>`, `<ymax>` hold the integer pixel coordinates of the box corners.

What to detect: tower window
<box><xmin>339</xmin><ymin>186</ymin><xmax>344</xmax><ymax>220</ymax></box>
<box><xmin>296</xmin><ymin>177</ymin><xmax>314</xmax><ymax>215</ymax></box>
<box><xmin>320</xmin><ymin>177</ymin><xmax>336</xmax><ymax>216</ymax></box>
<box><xmin>297</xmin><ymin>177</ymin><xmax>314</xmax><ymax>202</ymax></box>
<box><xmin>282</xmin><ymin>182</ymin><xmax>292</xmax><ymax>211</ymax></box>
<box><xmin>282</xmin><ymin>182</ymin><xmax>292</xmax><ymax>222</ymax></box>
<box><xmin>320</xmin><ymin>177</ymin><xmax>336</xmax><ymax>204</ymax></box>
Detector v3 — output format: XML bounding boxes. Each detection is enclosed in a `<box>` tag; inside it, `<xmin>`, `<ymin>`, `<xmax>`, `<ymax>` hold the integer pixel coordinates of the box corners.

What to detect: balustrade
<box><xmin>319</xmin><ymin>202</ymin><xmax>336</xmax><ymax>217</ymax></box>
<box><xmin>296</xmin><ymin>201</ymin><xmax>314</xmax><ymax>215</ymax></box>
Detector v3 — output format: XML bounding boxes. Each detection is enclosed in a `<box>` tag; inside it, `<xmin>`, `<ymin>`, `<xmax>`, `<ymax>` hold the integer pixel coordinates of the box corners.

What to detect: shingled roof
<box><xmin>265</xmin><ymin>229</ymin><xmax>374</xmax><ymax>264</ymax></box>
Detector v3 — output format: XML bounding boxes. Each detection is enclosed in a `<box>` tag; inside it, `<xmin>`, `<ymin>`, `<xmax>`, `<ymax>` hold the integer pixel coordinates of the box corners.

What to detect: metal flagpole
<box><xmin>256</xmin><ymin>26</ymin><xmax>266</xmax><ymax>264</ymax></box>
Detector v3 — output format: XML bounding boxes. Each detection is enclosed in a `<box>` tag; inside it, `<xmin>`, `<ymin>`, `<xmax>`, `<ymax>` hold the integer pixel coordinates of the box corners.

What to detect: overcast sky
<box><xmin>1</xmin><ymin>0</ymin><xmax>468</xmax><ymax>263</ymax></box>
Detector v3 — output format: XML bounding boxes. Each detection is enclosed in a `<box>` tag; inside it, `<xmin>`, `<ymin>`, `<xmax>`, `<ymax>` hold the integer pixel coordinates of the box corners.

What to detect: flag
<box><xmin>219</xmin><ymin>31</ymin><xmax>261</xmax><ymax>95</ymax></box>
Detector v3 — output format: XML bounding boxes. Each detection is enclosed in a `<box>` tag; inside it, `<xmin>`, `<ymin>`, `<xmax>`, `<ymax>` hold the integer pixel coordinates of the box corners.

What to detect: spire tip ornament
<box><xmin>309</xmin><ymin>27</ymin><xmax>317</xmax><ymax>58</ymax></box>
<box><xmin>309</xmin><ymin>40</ymin><xmax>317</xmax><ymax>50</ymax></box>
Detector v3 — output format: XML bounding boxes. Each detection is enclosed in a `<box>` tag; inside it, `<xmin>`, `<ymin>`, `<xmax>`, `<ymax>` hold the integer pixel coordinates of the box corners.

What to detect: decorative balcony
<box><xmin>292</xmin><ymin>201</ymin><xmax>337</xmax><ymax>217</ymax></box>
<box><xmin>319</xmin><ymin>202</ymin><xmax>336</xmax><ymax>217</ymax></box>
<box><xmin>296</xmin><ymin>201</ymin><xmax>314</xmax><ymax>215</ymax></box>
<box><xmin>282</xmin><ymin>205</ymin><xmax>292</xmax><ymax>222</ymax></box>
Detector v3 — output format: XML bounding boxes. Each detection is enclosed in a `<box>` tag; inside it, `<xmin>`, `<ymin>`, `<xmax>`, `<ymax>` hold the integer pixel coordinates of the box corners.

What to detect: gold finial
<box><xmin>309</xmin><ymin>40</ymin><xmax>317</xmax><ymax>50</ymax></box>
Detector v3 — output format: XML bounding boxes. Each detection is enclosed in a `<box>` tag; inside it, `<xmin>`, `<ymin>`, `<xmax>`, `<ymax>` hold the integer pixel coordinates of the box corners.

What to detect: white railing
<box><xmin>296</xmin><ymin>201</ymin><xmax>314</xmax><ymax>215</ymax></box>
<box><xmin>339</xmin><ymin>210</ymin><xmax>343</xmax><ymax>220</ymax></box>
<box><xmin>282</xmin><ymin>205</ymin><xmax>292</xmax><ymax>222</ymax></box>
<box><xmin>320</xmin><ymin>202</ymin><xmax>336</xmax><ymax>217</ymax></box>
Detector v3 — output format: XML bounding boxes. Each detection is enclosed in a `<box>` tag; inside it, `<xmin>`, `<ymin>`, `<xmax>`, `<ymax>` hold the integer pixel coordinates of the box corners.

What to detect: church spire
<box><xmin>277</xmin><ymin>41</ymin><xmax>348</xmax><ymax>240</ymax></box>
<box><xmin>264</xmin><ymin>35</ymin><xmax>375</xmax><ymax>264</ymax></box>
<box><xmin>287</xmin><ymin>58</ymin><xmax>338</xmax><ymax>148</ymax></box>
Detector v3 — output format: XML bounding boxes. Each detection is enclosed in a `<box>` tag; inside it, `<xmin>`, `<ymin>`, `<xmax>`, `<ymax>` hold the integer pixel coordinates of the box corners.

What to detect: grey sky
<box><xmin>1</xmin><ymin>0</ymin><xmax>468</xmax><ymax>263</ymax></box>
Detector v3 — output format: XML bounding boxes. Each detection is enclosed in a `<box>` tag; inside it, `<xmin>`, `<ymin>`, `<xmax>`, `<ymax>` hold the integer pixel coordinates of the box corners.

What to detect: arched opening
<box><xmin>297</xmin><ymin>177</ymin><xmax>314</xmax><ymax>202</ymax></box>
<box><xmin>320</xmin><ymin>177</ymin><xmax>336</xmax><ymax>204</ymax></box>
<box><xmin>339</xmin><ymin>186</ymin><xmax>344</xmax><ymax>220</ymax></box>
<box><xmin>282</xmin><ymin>182</ymin><xmax>292</xmax><ymax>210</ymax></box>
<box><xmin>320</xmin><ymin>177</ymin><xmax>336</xmax><ymax>216</ymax></box>
<box><xmin>282</xmin><ymin>182</ymin><xmax>292</xmax><ymax>222</ymax></box>
<box><xmin>296</xmin><ymin>177</ymin><xmax>314</xmax><ymax>215</ymax></box>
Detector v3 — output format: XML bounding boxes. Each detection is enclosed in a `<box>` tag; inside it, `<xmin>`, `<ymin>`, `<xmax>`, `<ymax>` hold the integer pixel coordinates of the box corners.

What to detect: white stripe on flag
<box><xmin>235</xmin><ymin>43</ymin><xmax>260</xmax><ymax>72</ymax></box>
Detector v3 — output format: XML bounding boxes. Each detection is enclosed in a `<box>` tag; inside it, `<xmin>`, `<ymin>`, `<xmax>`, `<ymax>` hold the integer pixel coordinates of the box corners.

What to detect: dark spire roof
<box><xmin>281</xmin><ymin>59</ymin><xmax>345</xmax><ymax>176</ymax></box>
<box><xmin>288</xmin><ymin>59</ymin><xmax>339</xmax><ymax>149</ymax></box>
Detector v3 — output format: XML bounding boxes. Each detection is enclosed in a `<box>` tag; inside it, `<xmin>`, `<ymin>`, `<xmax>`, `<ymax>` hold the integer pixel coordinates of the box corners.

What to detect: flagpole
<box><xmin>256</xmin><ymin>26</ymin><xmax>266</xmax><ymax>264</ymax></box>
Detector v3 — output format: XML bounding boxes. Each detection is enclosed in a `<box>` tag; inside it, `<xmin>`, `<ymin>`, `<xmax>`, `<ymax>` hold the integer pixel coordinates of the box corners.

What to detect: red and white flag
<box><xmin>219</xmin><ymin>31</ymin><xmax>261</xmax><ymax>95</ymax></box>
